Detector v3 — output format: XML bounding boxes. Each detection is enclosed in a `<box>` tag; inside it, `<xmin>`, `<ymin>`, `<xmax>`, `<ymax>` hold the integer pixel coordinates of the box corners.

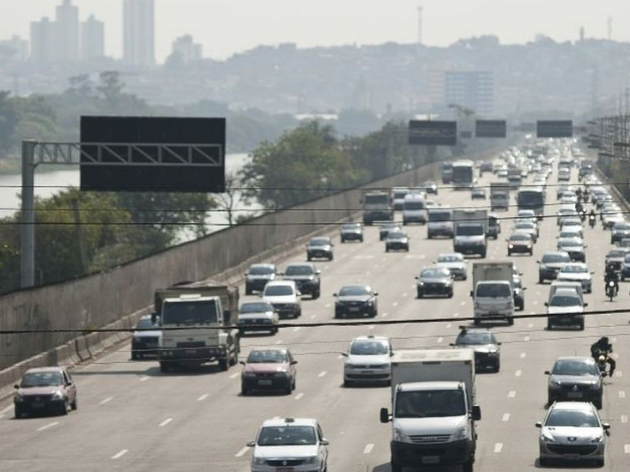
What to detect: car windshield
<box><xmin>549</xmin><ymin>295</ymin><xmax>581</xmax><ymax>307</ymax></box>
<box><xmin>404</xmin><ymin>201</ymin><xmax>425</xmax><ymax>210</ymax></box>
<box><xmin>257</xmin><ymin>425</ymin><xmax>317</xmax><ymax>446</ymax></box>
<box><xmin>510</xmin><ymin>233</ymin><xmax>530</xmax><ymax>241</ymax></box>
<box><xmin>614</xmin><ymin>223</ymin><xmax>630</xmax><ymax>230</ymax></box>
<box><xmin>437</xmin><ymin>254</ymin><xmax>463</xmax><ymax>263</ymax></box>
<box><xmin>457</xmin><ymin>225</ymin><xmax>483</xmax><ymax>236</ymax></box>
<box><xmin>309</xmin><ymin>238</ymin><xmax>329</xmax><ymax>247</ymax></box>
<box><xmin>552</xmin><ymin>360</ymin><xmax>598</xmax><ymax>376</ymax></box>
<box><xmin>559</xmin><ymin>232</ymin><xmax>579</xmax><ymax>239</ymax></box>
<box><xmin>515</xmin><ymin>223</ymin><xmax>533</xmax><ymax>229</ymax></box>
<box><xmin>21</xmin><ymin>372</ymin><xmax>63</xmax><ymax>388</ymax></box>
<box><xmin>249</xmin><ymin>266</ymin><xmax>274</xmax><ymax>275</ymax></box>
<box><xmin>455</xmin><ymin>332</ymin><xmax>496</xmax><ymax>345</ymax></box>
<box><xmin>545</xmin><ymin>410</ymin><xmax>599</xmax><ymax>428</ymax></box>
<box><xmin>342</xmin><ymin>223</ymin><xmax>361</xmax><ymax>230</ymax></box>
<box><xmin>395</xmin><ymin>390</ymin><xmax>466</xmax><ymax>418</ymax></box>
<box><xmin>429</xmin><ymin>211</ymin><xmax>452</xmax><ymax>222</ymax></box>
<box><xmin>350</xmin><ymin>341</ymin><xmax>389</xmax><ymax>355</ymax></box>
<box><xmin>240</xmin><ymin>302</ymin><xmax>273</xmax><ymax>313</ymax></box>
<box><xmin>543</xmin><ymin>254</ymin><xmax>570</xmax><ymax>263</ymax></box>
<box><xmin>247</xmin><ymin>350</ymin><xmax>288</xmax><ymax>364</ymax></box>
<box><xmin>476</xmin><ymin>283</ymin><xmax>511</xmax><ymax>297</ymax></box>
<box><xmin>136</xmin><ymin>318</ymin><xmax>157</xmax><ymax>329</ymax></box>
<box><xmin>607</xmin><ymin>251</ymin><xmax>626</xmax><ymax>258</ymax></box>
<box><xmin>285</xmin><ymin>265</ymin><xmax>314</xmax><ymax>276</ymax></box>
<box><xmin>560</xmin><ymin>265</ymin><xmax>587</xmax><ymax>273</ymax></box>
<box><xmin>421</xmin><ymin>268</ymin><xmax>450</xmax><ymax>278</ymax></box>
<box><xmin>339</xmin><ymin>286</ymin><xmax>370</xmax><ymax>296</ymax></box>
<box><xmin>558</xmin><ymin>240</ymin><xmax>581</xmax><ymax>248</ymax></box>
<box><xmin>264</xmin><ymin>285</ymin><xmax>294</xmax><ymax>296</ymax></box>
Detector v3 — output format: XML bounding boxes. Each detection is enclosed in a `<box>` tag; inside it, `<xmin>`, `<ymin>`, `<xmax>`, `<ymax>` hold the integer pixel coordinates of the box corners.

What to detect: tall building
<box><xmin>171</xmin><ymin>35</ymin><xmax>203</xmax><ymax>63</ymax></box>
<box><xmin>123</xmin><ymin>0</ymin><xmax>155</xmax><ymax>67</ymax></box>
<box><xmin>54</xmin><ymin>0</ymin><xmax>79</xmax><ymax>62</ymax></box>
<box><xmin>444</xmin><ymin>71</ymin><xmax>494</xmax><ymax>117</ymax></box>
<box><xmin>81</xmin><ymin>15</ymin><xmax>105</xmax><ymax>59</ymax></box>
<box><xmin>30</xmin><ymin>17</ymin><xmax>55</xmax><ymax>63</ymax></box>
<box><xmin>0</xmin><ymin>35</ymin><xmax>29</xmax><ymax>62</ymax></box>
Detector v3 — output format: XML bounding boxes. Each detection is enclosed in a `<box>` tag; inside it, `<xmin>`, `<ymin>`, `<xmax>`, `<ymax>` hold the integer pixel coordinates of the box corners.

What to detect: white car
<box><xmin>513</xmin><ymin>221</ymin><xmax>538</xmax><ymax>241</ymax></box>
<box><xmin>434</xmin><ymin>252</ymin><xmax>468</xmax><ymax>280</ymax></box>
<box><xmin>556</xmin><ymin>263</ymin><xmax>593</xmax><ymax>293</ymax></box>
<box><xmin>238</xmin><ymin>301</ymin><xmax>279</xmax><ymax>335</ymax></box>
<box><xmin>545</xmin><ymin>288</ymin><xmax>586</xmax><ymax>330</ymax></box>
<box><xmin>261</xmin><ymin>280</ymin><xmax>302</xmax><ymax>319</ymax></box>
<box><xmin>536</xmin><ymin>402</ymin><xmax>609</xmax><ymax>467</ymax></box>
<box><xmin>342</xmin><ymin>335</ymin><xmax>392</xmax><ymax>386</ymax></box>
<box><xmin>248</xmin><ymin>417</ymin><xmax>329</xmax><ymax>472</ymax></box>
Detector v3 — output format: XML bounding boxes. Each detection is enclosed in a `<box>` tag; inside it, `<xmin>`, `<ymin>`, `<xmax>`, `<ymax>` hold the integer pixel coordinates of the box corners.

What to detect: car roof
<box><xmin>265</xmin><ymin>280</ymin><xmax>297</xmax><ymax>287</ymax></box>
<box><xmin>351</xmin><ymin>335</ymin><xmax>389</xmax><ymax>343</ymax></box>
<box><xmin>261</xmin><ymin>417</ymin><xmax>318</xmax><ymax>428</ymax></box>
<box><xmin>549</xmin><ymin>401</ymin><xmax>596</xmax><ymax>411</ymax></box>
<box><xmin>554</xmin><ymin>355</ymin><xmax>594</xmax><ymax>363</ymax></box>
<box><xmin>552</xmin><ymin>288</ymin><xmax>582</xmax><ymax>297</ymax></box>
<box><xmin>24</xmin><ymin>366</ymin><xmax>66</xmax><ymax>374</ymax></box>
<box><xmin>285</xmin><ymin>262</ymin><xmax>316</xmax><ymax>268</ymax></box>
<box><xmin>250</xmin><ymin>263</ymin><xmax>276</xmax><ymax>269</ymax></box>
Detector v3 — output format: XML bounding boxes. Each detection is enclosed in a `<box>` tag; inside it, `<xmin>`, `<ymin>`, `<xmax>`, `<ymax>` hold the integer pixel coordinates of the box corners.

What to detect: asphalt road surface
<box><xmin>1</xmin><ymin>163</ymin><xmax>629</xmax><ymax>472</ymax></box>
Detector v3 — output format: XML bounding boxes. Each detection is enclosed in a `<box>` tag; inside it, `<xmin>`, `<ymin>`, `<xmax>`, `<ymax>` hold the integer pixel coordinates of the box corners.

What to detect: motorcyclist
<box><xmin>589</xmin><ymin>209</ymin><xmax>596</xmax><ymax>227</ymax></box>
<box><xmin>590</xmin><ymin>336</ymin><xmax>616</xmax><ymax>377</ymax></box>
<box><xmin>605</xmin><ymin>263</ymin><xmax>619</xmax><ymax>296</ymax></box>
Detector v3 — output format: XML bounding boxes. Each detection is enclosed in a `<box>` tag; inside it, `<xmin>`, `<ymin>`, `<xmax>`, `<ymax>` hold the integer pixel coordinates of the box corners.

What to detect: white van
<box><xmin>402</xmin><ymin>193</ymin><xmax>427</xmax><ymax>225</ymax></box>
<box><xmin>427</xmin><ymin>207</ymin><xmax>454</xmax><ymax>238</ymax></box>
<box><xmin>472</xmin><ymin>280</ymin><xmax>514</xmax><ymax>325</ymax></box>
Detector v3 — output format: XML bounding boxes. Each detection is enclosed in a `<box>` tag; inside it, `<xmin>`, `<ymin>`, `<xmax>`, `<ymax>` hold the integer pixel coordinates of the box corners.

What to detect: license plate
<box><xmin>185</xmin><ymin>349</ymin><xmax>197</xmax><ymax>356</ymax></box>
<box><xmin>31</xmin><ymin>402</ymin><xmax>44</xmax><ymax>408</ymax></box>
<box><xmin>349</xmin><ymin>307</ymin><xmax>360</xmax><ymax>312</ymax></box>
<box><xmin>259</xmin><ymin>380</ymin><xmax>272</xmax><ymax>386</ymax></box>
<box><xmin>362</xmin><ymin>370</ymin><xmax>374</xmax><ymax>374</ymax></box>
<box><xmin>276</xmin><ymin>468</ymin><xmax>294</xmax><ymax>472</ymax></box>
<box><xmin>146</xmin><ymin>343</ymin><xmax>157</xmax><ymax>348</ymax></box>
<box><xmin>422</xmin><ymin>456</ymin><xmax>440</xmax><ymax>464</ymax></box>
<box><xmin>567</xmin><ymin>392</ymin><xmax>583</xmax><ymax>399</ymax></box>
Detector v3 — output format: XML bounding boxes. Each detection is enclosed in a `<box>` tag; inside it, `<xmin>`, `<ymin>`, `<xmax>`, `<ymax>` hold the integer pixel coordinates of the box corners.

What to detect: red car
<box><xmin>14</xmin><ymin>367</ymin><xmax>78</xmax><ymax>418</ymax></box>
<box><xmin>240</xmin><ymin>348</ymin><xmax>297</xmax><ymax>395</ymax></box>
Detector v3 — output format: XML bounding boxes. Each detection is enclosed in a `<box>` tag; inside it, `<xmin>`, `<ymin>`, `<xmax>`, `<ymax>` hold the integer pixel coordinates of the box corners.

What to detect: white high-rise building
<box><xmin>81</xmin><ymin>15</ymin><xmax>105</xmax><ymax>59</ymax></box>
<box><xmin>171</xmin><ymin>35</ymin><xmax>203</xmax><ymax>63</ymax></box>
<box><xmin>54</xmin><ymin>0</ymin><xmax>79</xmax><ymax>62</ymax></box>
<box><xmin>30</xmin><ymin>17</ymin><xmax>55</xmax><ymax>63</ymax></box>
<box><xmin>123</xmin><ymin>0</ymin><xmax>155</xmax><ymax>67</ymax></box>
<box><xmin>0</xmin><ymin>35</ymin><xmax>29</xmax><ymax>62</ymax></box>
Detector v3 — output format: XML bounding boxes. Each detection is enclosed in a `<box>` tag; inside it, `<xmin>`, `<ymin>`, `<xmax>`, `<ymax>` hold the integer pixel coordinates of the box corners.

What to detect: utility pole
<box><xmin>20</xmin><ymin>140</ymin><xmax>37</xmax><ymax>288</ymax></box>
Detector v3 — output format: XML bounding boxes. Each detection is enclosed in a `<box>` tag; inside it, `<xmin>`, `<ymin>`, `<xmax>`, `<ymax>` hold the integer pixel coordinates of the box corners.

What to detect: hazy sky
<box><xmin>1</xmin><ymin>0</ymin><xmax>628</xmax><ymax>61</ymax></box>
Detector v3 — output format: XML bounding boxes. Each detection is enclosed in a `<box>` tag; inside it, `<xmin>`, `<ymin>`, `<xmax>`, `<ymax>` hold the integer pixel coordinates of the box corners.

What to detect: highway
<box><xmin>1</xmin><ymin>161</ymin><xmax>629</xmax><ymax>472</ymax></box>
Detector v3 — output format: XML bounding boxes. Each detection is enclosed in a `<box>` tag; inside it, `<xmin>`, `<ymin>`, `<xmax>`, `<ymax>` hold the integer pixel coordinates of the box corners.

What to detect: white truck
<box><xmin>453</xmin><ymin>210</ymin><xmax>488</xmax><ymax>258</ymax></box>
<box><xmin>470</xmin><ymin>262</ymin><xmax>515</xmax><ymax>325</ymax></box>
<box><xmin>154</xmin><ymin>282</ymin><xmax>240</xmax><ymax>372</ymax></box>
<box><xmin>490</xmin><ymin>182</ymin><xmax>510</xmax><ymax>211</ymax></box>
<box><xmin>380</xmin><ymin>349</ymin><xmax>480</xmax><ymax>472</ymax></box>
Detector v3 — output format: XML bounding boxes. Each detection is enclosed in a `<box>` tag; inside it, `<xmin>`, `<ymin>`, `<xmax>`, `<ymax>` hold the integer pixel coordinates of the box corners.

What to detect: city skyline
<box><xmin>2</xmin><ymin>0</ymin><xmax>630</xmax><ymax>63</ymax></box>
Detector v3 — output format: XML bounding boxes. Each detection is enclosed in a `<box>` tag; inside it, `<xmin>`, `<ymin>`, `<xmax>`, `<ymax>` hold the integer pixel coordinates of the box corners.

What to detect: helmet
<box><xmin>601</xmin><ymin>336</ymin><xmax>609</xmax><ymax>344</ymax></box>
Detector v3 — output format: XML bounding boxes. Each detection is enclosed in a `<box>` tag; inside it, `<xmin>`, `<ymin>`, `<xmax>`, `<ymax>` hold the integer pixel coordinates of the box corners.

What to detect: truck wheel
<box><xmin>241</xmin><ymin>385</ymin><xmax>249</xmax><ymax>396</ymax></box>
<box><xmin>131</xmin><ymin>351</ymin><xmax>140</xmax><ymax>361</ymax></box>
<box><xmin>480</xmin><ymin>251</ymin><xmax>487</xmax><ymax>258</ymax></box>
<box><xmin>159</xmin><ymin>362</ymin><xmax>170</xmax><ymax>373</ymax></box>
<box><xmin>219</xmin><ymin>358</ymin><xmax>229</xmax><ymax>371</ymax></box>
<box><xmin>463</xmin><ymin>458</ymin><xmax>474</xmax><ymax>472</ymax></box>
<box><xmin>507</xmin><ymin>318</ymin><xmax>514</xmax><ymax>326</ymax></box>
<box><xmin>391</xmin><ymin>461</ymin><xmax>403</xmax><ymax>472</ymax></box>
<box><xmin>245</xmin><ymin>285</ymin><xmax>252</xmax><ymax>295</ymax></box>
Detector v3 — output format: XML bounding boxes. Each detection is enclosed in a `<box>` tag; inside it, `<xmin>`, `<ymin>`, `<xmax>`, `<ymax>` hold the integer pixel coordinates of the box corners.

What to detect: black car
<box><xmin>538</xmin><ymin>251</ymin><xmax>571</xmax><ymax>284</ymax></box>
<box><xmin>611</xmin><ymin>221</ymin><xmax>630</xmax><ymax>244</ymax></box>
<box><xmin>334</xmin><ymin>284</ymin><xmax>378</xmax><ymax>318</ymax></box>
<box><xmin>306</xmin><ymin>237</ymin><xmax>334</xmax><ymax>261</ymax></box>
<box><xmin>379</xmin><ymin>221</ymin><xmax>400</xmax><ymax>241</ymax></box>
<box><xmin>557</xmin><ymin>238</ymin><xmax>587</xmax><ymax>263</ymax></box>
<box><xmin>604</xmin><ymin>248</ymin><xmax>629</xmax><ymax>272</ymax></box>
<box><xmin>507</xmin><ymin>233</ymin><xmax>534</xmax><ymax>256</ymax></box>
<box><xmin>385</xmin><ymin>230</ymin><xmax>410</xmax><ymax>252</ymax></box>
<box><xmin>340</xmin><ymin>222</ymin><xmax>364</xmax><ymax>243</ymax></box>
<box><xmin>282</xmin><ymin>263</ymin><xmax>321</xmax><ymax>299</ymax></box>
<box><xmin>451</xmin><ymin>327</ymin><xmax>501</xmax><ymax>372</ymax></box>
<box><xmin>416</xmin><ymin>266</ymin><xmax>453</xmax><ymax>298</ymax></box>
<box><xmin>471</xmin><ymin>188</ymin><xmax>486</xmax><ymax>200</ymax></box>
<box><xmin>546</xmin><ymin>356</ymin><xmax>603</xmax><ymax>409</ymax></box>
<box><xmin>131</xmin><ymin>315</ymin><xmax>161</xmax><ymax>360</ymax></box>
<box><xmin>244</xmin><ymin>263</ymin><xmax>277</xmax><ymax>295</ymax></box>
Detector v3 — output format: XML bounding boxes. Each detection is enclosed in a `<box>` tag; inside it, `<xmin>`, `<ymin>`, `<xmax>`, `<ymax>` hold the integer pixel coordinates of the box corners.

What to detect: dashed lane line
<box><xmin>392</xmin><ymin>301</ymin><xmax>399</xmax><ymax>307</ymax></box>
<box><xmin>515</xmin><ymin>370</ymin><xmax>522</xmax><ymax>377</ymax></box>
<box><xmin>621</xmin><ymin>415</ymin><xmax>628</xmax><ymax>424</ymax></box>
<box><xmin>363</xmin><ymin>443</ymin><xmax>375</xmax><ymax>454</ymax></box>
<box><xmin>616</xmin><ymin>371</ymin><xmax>623</xmax><ymax>378</ymax></box>
<box><xmin>112</xmin><ymin>449</ymin><xmax>129</xmax><ymax>460</ymax></box>
<box><xmin>625</xmin><ymin>445</ymin><xmax>630</xmax><ymax>454</ymax></box>
<box><xmin>318</xmin><ymin>371</ymin><xmax>327</xmax><ymax>378</ymax></box>
<box><xmin>295</xmin><ymin>393</ymin><xmax>304</xmax><ymax>400</ymax></box>
<box><xmin>37</xmin><ymin>422</ymin><xmax>59</xmax><ymax>432</ymax></box>
<box><xmin>619</xmin><ymin>391</ymin><xmax>626</xmax><ymax>399</ymax></box>
<box><xmin>293</xmin><ymin>327</ymin><xmax>301</xmax><ymax>332</ymax></box>
<box><xmin>508</xmin><ymin>391</ymin><xmax>516</xmax><ymax>398</ymax></box>
<box><xmin>494</xmin><ymin>443</ymin><xmax>503</xmax><ymax>453</ymax></box>
<box><xmin>502</xmin><ymin>414</ymin><xmax>510</xmax><ymax>422</ymax></box>
<box><xmin>446</xmin><ymin>323</ymin><xmax>452</xmax><ymax>329</ymax></box>
<box><xmin>139</xmin><ymin>376</ymin><xmax>150</xmax><ymax>382</ymax></box>
<box><xmin>524</xmin><ymin>336</ymin><xmax>531</xmax><ymax>342</ymax></box>
<box><xmin>275</xmin><ymin>339</ymin><xmax>283</xmax><ymax>345</ymax></box>
<box><xmin>99</xmin><ymin>397</ymin><xmax>113</xmax><ymax>406</ymax></box>
<box><xmin>382</xmin><ymin>313</ymin><xmax>389</xmax><ymax>318</ymax></box>
<box><xmin>235</xmin><ymin>446</ymin><xmax>249</xmax><ymax>458</ymax></box>
<box><xmin>159</xmin><ymin>418</ymin><xmax>173</xmax><ymax>427</ymax></box>
<box><xmin>310</xmin><ymin>315</ymin><xmax>316</xmax><ymax>319</ymax></box>
<box><xmin>460</xmin><ymin>301</ymin><xmax>466</xmax><ymax>306</ymax></box>
<box><xmin>437</xmin><ymin>337</ymin><xmax>444</xmax><ymax>344</ymax></box>
<box><xmin>453</xmin><ymin>313</ymin><xmax>460</xmax><ymax>318</ymax></box>
<box><xmin>402</xmin><ymin>293</ymin><xmax>408</xmax><ymax>298</ymax></box>
<box><xmin>337</xmin><ymin>354</ymin><xmax>343</xmax><ymax>360</ymax></box>
<box><xmin>520</xmin><ymin>352</ymin><xmax>527</xmax><ymax>359</ymax></box>
<box><xmin>198</xmin><ymin>394</ymin><xmax>209</xmax><ymax>401</ymax></box>
<box><xmin>229</xmin><ymin>373</ymin><xmax>239</xmax><ymax>379</ymax></box>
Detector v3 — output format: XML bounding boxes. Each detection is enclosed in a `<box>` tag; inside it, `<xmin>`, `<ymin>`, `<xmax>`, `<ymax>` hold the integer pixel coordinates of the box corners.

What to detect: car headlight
<box><xmin>51</xmin><ymin>391</ymin><xmax>64</xmax><ymax>400</ymax></box>
<box><xmin>451</xmin><ymin>427</ymin><xmax>468</xmax><ymax>441</ymax></box>
<box><xmin>417</xmin><ymin>281</ymin><xmax>424</xmax><ymax>286</ymax></box>
<box><xmin>590</xmin><ymin>382</ymin><xmax>601</xmax><ymax>390</ymax></box>
<box><xmin>252</xmin><ymin>457</ymin><xmax>266</xmax><ymax>465</ymax></box>
<box><xmin>590</xmin><ymin>435</ymin><xmax>604</xmax><ymax>443</ymax></box>
<box><xmin>273</xmin><ymin>372</ymin><xmax>289</xmax><ymax>378</ymax></box>
<box><xmin>13</xmin><ymin>391</ymin><xmax>24</xmax><ymax>402</ymax></box>
<box><xmin>242</xmin><ymin>372</ymin><xmax>256</xmax><ymax>378</ymax></box>
<box><xmin>541</xmin><ymin>431</ymin><xmax>555</xmax><ymax>443</ymax></box>
<box><xmin>394</xmin><ymin>428</ymin><xmax>411</xmax><ymax>443</ymax></box>
<box><xmin>508</xmin><ymin>244</ymin><xmax>514</xmax><ymax>249</ymax></box>
<box><xmin>549</xmin><ymin>380</ymin><xmax>561</xmax><ymax>389</ymax></box>
<box><xmin>487</xmin><ymin>350</ymin><xmax>499</xmax><ymax>356</ymax></box>
<box><xmin>303</xmin><ymin>456</ymin><xmax>319</xmax><ymax>464</ymax></box>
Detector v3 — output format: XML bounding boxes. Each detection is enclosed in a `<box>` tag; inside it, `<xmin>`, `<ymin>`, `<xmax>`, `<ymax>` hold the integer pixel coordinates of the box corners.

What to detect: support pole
<box><xmin>20</xmin><ymin>140</ymin><xmax>37</xmax><ymax>288</ymax></box>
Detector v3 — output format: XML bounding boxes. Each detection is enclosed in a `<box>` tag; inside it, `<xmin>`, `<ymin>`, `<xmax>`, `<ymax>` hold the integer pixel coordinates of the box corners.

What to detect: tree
<box><xmin>214</xmin><ymin>172</ymin><xmax>241</xmax><ymax>227</ymax></box>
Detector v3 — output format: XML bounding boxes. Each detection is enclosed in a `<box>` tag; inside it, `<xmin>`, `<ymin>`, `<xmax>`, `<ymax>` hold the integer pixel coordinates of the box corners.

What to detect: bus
<box><xmin>452</xmin><ymin>160</ymin><xmax>475</xmax><ymax>190</ymax></box>
<box><xmin>517</xmin><ymin>188</ymin><xmax>545</xmax><ymax>220</ymax></box>
<box><xmin>441</xmin><ymin>162</ymin><xmax>454</xmax><ymax>184</ymax></box>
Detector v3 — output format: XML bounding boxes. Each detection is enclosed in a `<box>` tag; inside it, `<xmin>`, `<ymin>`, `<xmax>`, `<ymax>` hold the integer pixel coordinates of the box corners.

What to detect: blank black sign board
<box><xmin>409</xmin><ymin>120</ymin><xmax>457</xmax><ymax>146</ymax></box>
<box><xmin>80</xmin><ymin>116</ymin><xmax>226</xmax><ymax>193</ymax></box>
<box><xmin>537</xmin><ymin>120</ymin><xmax>573</xmax><ymax>138</ymax></box>
<box><xmin>476</xmin><ymin>120</ymin><xmax>507</xmax><ymax>138</ymax></box>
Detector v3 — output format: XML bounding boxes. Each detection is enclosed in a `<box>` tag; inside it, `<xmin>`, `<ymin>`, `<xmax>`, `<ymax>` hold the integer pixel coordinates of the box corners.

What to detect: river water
<box><xmin>0</xmin><ymin>153</ymin><xmax>262</xmax><ymax>240</ymax></box>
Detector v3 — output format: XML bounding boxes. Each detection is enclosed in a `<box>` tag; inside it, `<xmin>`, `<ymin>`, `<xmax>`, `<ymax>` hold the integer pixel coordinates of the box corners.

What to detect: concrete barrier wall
<box><xmin>0</xmin><ymin>147</ymin><xmax>498</xmax><ymax>385</ymax></box>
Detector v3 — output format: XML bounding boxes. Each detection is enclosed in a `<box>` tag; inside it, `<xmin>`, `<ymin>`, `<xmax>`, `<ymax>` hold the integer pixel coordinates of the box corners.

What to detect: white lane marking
<box><xmin>611</xmin><ymin>336</ymin><xmax>617</xmax><ymax>342</ymax></box>
<box><xmin>0</xmin><ymin>405</ymin><xmax>12</xmax><ymax>414</ymax></box>
<box><xmin>325</xmin><ymin>303</ymin><xmax>331</xmax><ymax>308</ymax></box>
<box><xmin>524</xmin><ymin>336</ymin><xmax>531</xmax><ymax>342</ymax></box>
<box><xmin>508</xmin><ymin>391</ymin><xmax>516</xmax><ymax>398</ymax></box>
<box><xmin>533</xmin><ymin>301</ymin><xmax>539</xmax><ymax>306</ymax></box>
<box><xmin>368</xmin><ymin>325</ymin><xmax>375</xmax><ymax>330</ymax></box>
<box><xmin>392</xmin><ymin>301</ymin><xmax>399</xmax><ymax>307</ymax></box>
<box><xmin>363</xmin><ymin>443</ymin><xmax>375</xmax><ymax>454</ymax></box>
<box><xmin>515</xmin><ymin>370</ymin><xmax>522</xmax><ymax>377</ymax></box>
<box><xmin>229</xmin><ymin>373</ymin><xmax>239</xmax><ymax>379</ymax></box>
<box><xmin>159</xmin><ymin>418</ymin><xmax>173</xmax><ymax>427</ymax></box>
<box><xmin>446</xmin><ymin>323</ymin><xmax>452</xmax><ymax>328</ymax></box>
<box><xmin>275</xmin><ymin>339</ymin><xmax>283</xmax><ymax>345</ymax></box>
<box><xmin>139</xmin><ymin>376</ymin><xmax>150</xmax><ymax>382</ymax></box>
<box><xmin>527</xmin><ymin>323</ymin><xmax>533</xmax><ymax>329</ymax></box>
<box><xmin>337</xmin><ymin>354</ymin><xmax>343</xmax><ymax>360</ymax></box>
<box><xmin>382</xmin><ymin>313</ymin><xmax>388</xmax><ymax>318</ymax></box>
<box><xmin>37</xmin><ymin>422</ymin><xmax>59</xmax><ymax>432</ymax></box>
<box><xmin>112</xmin><ymin>449</ymin><xmax>128</xmax><ymax>460</ymax></box>
<box><xmin>494</xmin><ymin>443</ymin><xmax>503</xmax><ymax>453</ymax></box>
<box><xmin>198</xmin><ymin>394</ymin><xmax>209</xmax><ymax>401</ymax></box>
<box><xmin>437</xmin><ymin>337</ymin><xmax>444</xmax><ymax>344</ymax></box>
<box><xmin>402</xmin><ymin>292</ymin><xmax>408</xmax><ymax>298</ymax></box>
<box><xmin>235</xmin><ymin>446</ymin><xmax>249</xmax><ymax>458</ymax></box>
<box><xmin>453</xmin><ymin>312</ymin><xmax>460</xmax><ymax>318</ymax></box>
<box><xmin>99</xmin><ymin>397</ymin><xmax>113</xmax><ymax>405</ymax></box>
<box><xmin>621</xmin><ymin>415</ymin><xmax>628</xmax><ymax>424</ymax></box>
<box><xmin>520</xmin><ymin>352</ymin><xmax>527</xmax><ymax>359</ymax></box>
<box><xmin>294</xmin><ymin>393</ymin><xmax>304</xmax><ymax>400</ymax></box>
<box><xmin>625</xmin><ymin>444</ymin><xmax>630</xmax><ymax>454</ymax></box>
<box><xmin>502</xmin><ymin>413</ymin><xmax>510</xmax><ymax>422</ymax></box>
<box><xmin>616</xmin><ymin>371</ymin><xmax>623</xmax><ymax>378</ymax></box>
<box><xmin>318</xmin><ymin>371</ymin><xmax>327</xmax><ymax>378</ymax></box>
<box><xmin>310</xmin><ymin>315</ymin><xmax>316</xmax><ymax>319</ymax></box>
<box><xmin>293</xmin><ymin>327</ymin><xmax>301</xmax><ymax>332</ymax></box>
<box><xmin>460</xmin><ymin>301</ymin><xmax>466</xmax><ymax>306</ymax></box>
<box><xmin>619</xmin><ymin>391</ymin><xmax>626</xmax><ymax>399</ymax></box>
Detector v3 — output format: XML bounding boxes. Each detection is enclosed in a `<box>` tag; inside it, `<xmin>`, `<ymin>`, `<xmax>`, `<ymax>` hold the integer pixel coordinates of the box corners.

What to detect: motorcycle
<box><xmin>589</xmin><ymin>215</ymin><xmax>596</xmax><ymax>228</ymax></box>
<box><xmin>580</xmin><ymin>210</ymin><xmax>586</xmax><ymax>222</ymax></box>
<box><xmin>605</xmin><ymin>280</ymin><xmax>618</xmax><ymax>301</ymax></box>
<box><xmin>597</xmin><ymin>355</ymin><xmax>610</xmax><ymax>377</ymax></box>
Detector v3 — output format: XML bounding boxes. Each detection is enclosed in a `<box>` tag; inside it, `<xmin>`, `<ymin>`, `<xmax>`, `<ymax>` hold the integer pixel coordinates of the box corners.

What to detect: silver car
<box><xmin>556</xmin><ymin>263</ymin><xmax>593</xmax><ymax>293</ymax></box>
<box><xmin>342</xmin><ymin>335</ymin><xmax>392</xmax><ymax>386</ymax></box>
<box><xmin>536</xmin><ymin>401</ymin><xmax>609</xmax><ymax>467</ymax></box>
<box><xmin>434</xmin><ymin>253</ymin><xmax>467</xmax><ymax>280</ymax></box>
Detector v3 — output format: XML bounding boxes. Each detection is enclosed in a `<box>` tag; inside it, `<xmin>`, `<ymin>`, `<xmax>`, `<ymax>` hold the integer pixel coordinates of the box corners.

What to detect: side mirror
<box><xmin>151</xmin><ymin>312</ymin><xmax>158</xmax><ymax>324</ymax></box>
<box><xmin>544</xmin><ymin>370</ymin><xmax>551</xmax><ymax>375</ymax></box>
<box><xmin>246</xmin><ymin>441</ymin><xmax>255</xmax><ymax>447</ymax></box>
<box><xmin>498</xmin><ymin>342</ymin><xmax>502</xmax><ymax>345</ymax></box>
<box><xmin>332</xmin><ymin>293</ymin><xmax>338</xmax><ymax>297</ymax></box>
<box><xmin>239</xmin><ymin>361</ymin><xmax>245</xmax><ymax>365</ymax></box>
<box><xmin>544</xmin><ymin>302</ymin><xmax>549</xmax><ymax>307</ymax></box>
<box><xmin>340</xmin><ymin>352</ymin><xmax>348</xmax><ymax>357</ymax></box>
<box><xmin>591</xmin><ymin>271</ymin><xmax>595</xmax><ymax>274</ymax></box>
<box><xmin>472</xmin><ymin>405</ymin><xmax>481</xmax><ymax>421</ymax></box>
<box><xmin>449</xmin><ymin>343</ymin><xmax>455</xmax><ymax>346</ymax></box>
<box><xmin>380</xmin><ymin>408</ymin><xmax>391</xmax><ymax>424</ymax></box>
<box><xmin>320</xmin><ymin>439</ymin><xmax>330</xmax><ymax>446</ymax></box>
<box><xmin>469</xmin><ymin>290</ymin><xmax>474</xmax><ymax>297</ymax></box>
<box><xmin>584</xmin><ymin>303</ymin><xmax>588</xmax><ymax>307</ymax></box>
<box><xmin>374</xmin><ymin>292</ymin><xmax>379</xmax><ymax>296</ymax></box>
<box><xmin>535</xmin><ymin>422</ymin><xmax>542</xmax><ymax>428</ymax></box>
<box><xmin>316</xmin><ymin>270</ymin><xmax>321</xmax><ymax>275</ymax></box>
<box><xmin>291</xmin><ymin>360</ymin><xmax>298</xmax><ymax>365</ymax></box>
<box><xmin>603</xmin><ymin>423</ymin><xmax>611</xmax><ymax>433</ymax></box>
<box><xmin>13</xmin><ymin>384</ymin><xmax>19</xmax><ymax>389</ymax></box>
